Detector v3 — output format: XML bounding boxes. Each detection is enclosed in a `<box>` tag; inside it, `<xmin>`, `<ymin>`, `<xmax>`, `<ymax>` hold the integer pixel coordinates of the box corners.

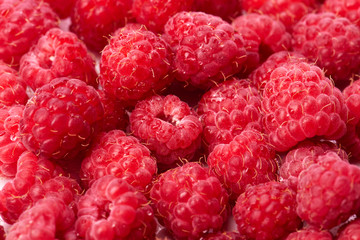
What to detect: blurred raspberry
<box><xmin>45</xmin><ymin>0</ymin><xmax>76</xmax><ymax>18</ymax></box>
<box><xmin>19</xmin><ymin>28</ymin><xmax>98</xmax><ymax>91</ymax></box>
<box><xmin>321</xmin><ymin>0</ymin><xmax>360</xmax><ymax>28</ymax></box>
<box><xmin>337</xmin><ymin>218</ymin><xmax>360</xmax><ymax>240</ymax></box>
<box><xmin>192</xmin><ymin>0</ymin><xmax>241</xmax><ymax>22</ymax></box>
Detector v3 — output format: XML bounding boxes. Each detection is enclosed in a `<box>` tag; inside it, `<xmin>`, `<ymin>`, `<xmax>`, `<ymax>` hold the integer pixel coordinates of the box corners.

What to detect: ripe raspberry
<box><xmin>285</xmin><ymin>228</ymin><xmax>333</xmax><ymax>240</ymax></box>
<box><xmin>163</xmin><ymin>11</ymin><xmax>247</xmax><ymax>89</ymax></box>
<box><xmin>45</xmin><ymin>0</ymin><xmax>76</xmax><ymax>18</ymax></box>
<box><xmin>292</xmin><ymin>12</ymin><xmax>360</xmax><ymax>86</ymax></box>
<box><xmin>192</xmin><ymin>0</ymin><xmax>241</xmax><ymax>22</ymax></box>
<box><xmin>132</xmin><ymin>0</ymin><xmax>194</xmax><ymax>33</ymax></box>
<box><xmin>80</xmin><ymin>129</ymin><xmax>157</xmax><ymax>191</ymax></box>
<box><xmin>0</xmin><ymin>0</ymin><xmax>59</xmax><ymax>67</ymax></box>
<box><xmin>130</xmin><ymin>94</ymin><xmax>202</xmax><ymax>166</ymax></box>
<box><xmin>6</xmin><ymin>197</ymin><xmax>76</xmax><ymax>240</ymax></box>
<box><xmin>321</xmin><ymin>0</ymin><xmax>360</xmax><ymax>28</ymax></box>
<box><xmin>19</xmin><ymin>28</ymin><xmax>98</xmax><ymax>91</ymax></box>
<box><xmin>75</xmin><ymin>175</ymin><xmax>156</xmax><ymax>240</ymax></box>
<box><xmin>207</xmin><ymin>129</ymin><xmax>278</xmax><ymax>199</ymax></box>
<box><xmin>262</xmin><ymin>62</ymin><xmax>348</xmax><ymax>152</ymax></box>
<box><xmin>0</xmin><ymin>61</ymin><xmax>28</xmax><ymax>107</ymax></box>
<box><xmin>233</xmin><ymin>181</ymin><xmax>301</xmax><ymax>240</ymax></box>
<box><xmin>150</xmin><ymin>162</ymin><xmax>229</xmax><ymax>239</ymax></box>
<box><xmin>100</xmin><ymin>27</ymin><xmax>174</xmax><ymax>105</ymax></box>
<box><xmin>337</xmin><ymin>218</ymin><xmax>360</xmax><ymax>240</ymax></box>
<box><xmin>240</xmin><ymin>0</ymin><xmax>316</xmax><ymax>30</ymax></box>
<box><xmin>70</xmin><ymin>0</ymin><xmax>134</xmax><ymax>52</ymax></box>
<box><xmin>296</xmin><ymin>152</ymin><xmax>360</xmax><ymax>229</ymax></box>
<box><xmin>0</xmin><ymin>105</ymin><xmax>27</xmax><ymax>178</ymax></box>
<box><xmin>19</xmin><ymin>77</ymin><xmax>104</xmax><ymax>161</ymax></box>
<box><xmin>280</xmin><ymin>139</ymin><xmax>348</xmax><ymax>190</ymax></box>
<box><xmin>249</xmin><ymin>51</ymin><xmax>307</xmax><ymax>92</ymax></box>
<box><xmin>203</xmin><ymin>231</ymin><xmax>246</xmax><ymax>240</ymax></box>
<box><xmin>197</xmin><ymin>78</ymin><xmax>263</xmax><ymax>153</ymax></box>
<box><xmin>232</xmin><ymin>13</ymin><xmax>292</xmax><ymax>64</ymax></box>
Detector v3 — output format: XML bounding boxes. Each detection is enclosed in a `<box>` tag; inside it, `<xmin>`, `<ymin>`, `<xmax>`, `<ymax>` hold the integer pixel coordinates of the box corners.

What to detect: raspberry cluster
<box><xmin>1</xmin><ymin>0</ymin><xmax>360</xmax><ymax>239</ymax></box>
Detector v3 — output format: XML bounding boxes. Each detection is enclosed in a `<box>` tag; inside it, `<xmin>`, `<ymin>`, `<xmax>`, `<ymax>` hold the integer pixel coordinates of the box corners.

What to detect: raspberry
<box><xmin>150</xmin><ymin>162</ymin><xmax>229</xmax><ymax>239</ymax></box>
<box><xmin>280</xmin><ymin>139</ymin><xmax>348</xmax><ymax>190</ymax></box>
<box><xmin>130</xmin><ymin>94</ymin><xmax>202</xmax><ymax>166</ymax></box>
<box><xmin>207</xmin><ymin>129</ymin><xmax>278</xmax><ymax>199</ymax></box>
<box><xmin>0</xmin><ymin>61</ymin><xmax>28</xmax><ymax>107</ymax></box>
<box><xmin>192</xmin><ymin>0</ymin><xmax>241</xmax><ymax>22</ymax></box>
<box><xmin>285</xmin><ymin>228</ymin><xmax>333</xmax><ymax>240</ymax></box>
<box><xmin>6</xmin><ymin>197</ymin><xmax>76</xmax><ymax>240</ymax></box>
<box><xmin>0</xmin><ymin>0</ymin><xmax>59</xmax><ymax>67</ymax></box>
<box><xmin>296</xmin><ymin>152</ymin><xmax>360</xmax><ymax>229</ymax></box>
<box><xmin>19</xmin><ymin>77</ymin><xmax>104</xmax><ymax>161</ymax></box>
<box><xmin>132</xmin><ymin>0</ymin><xmax>194</xmax><ymax>33</ymax></box>
<box><xmin>19</xmin><ymin>28</ymin><xmax>98</xmax><ymax>91</ymax></box>
<box><xmin>0</xmin><ymin>105</ymin><xmax>26</xmax><ymax>178</ymax></box>
<box><xmin>262</xmin><ymin>62</ymin><xmax>348</xmax><ymax>152</ymax></box>
<box><xmin>163</xmin><ymin>11</ymin><xmax>247</xmax><ymax>89</ymax></box>
<box><xmin>292</xmin><ymin>12</ymin><xmax>360</xmax><ymax>86</ymax></box>
<box><xmin>203</xmin><ymin>231</ymin><xmax>246</xmax><ymax>240</ymax></box>
<box><xmin>0</xmin><ymin>226</ymin><xmax>4</xmax><ymax>240</ymax></box>
<box><xmin>45</xmin><ymin>0</ymin><xmax>76</xmax><ymax>19</ymax></box>
<box><xmin>70</xmin><ymin>0</ymin><xmax>134</xmax><ymax>52</ymax></box>
<box><xmin>100</xmin><ymin>26</ymin><xmax>174</xmax><ymax>105</ymax></box>
<box><xmin>80</xmin><ymin>129</ymin><xmax>157</xmax><ymax>191</ymax></box>
<box><xmin>321</xmin><ymin>0</ymin><xmax>360</xmax><ymax>28</ymax></box>
<box><xmin>233</xmin><ymin>181</ymin><xmax>301</xmax><ymax>240</ymax></box>
<box><xmin>337</xmin><ymin>218</ymin><xmax>360</xmax><ymax>240</ymax></box>
<box><xmin>197</xmin><ymin>78</ymin><xmax>263</xmax><ymax>152</ymax></box>
<box><xmin>75</xmin><ymin>175</ymin><xmax>156</xmax><ymax>240</ymax></box>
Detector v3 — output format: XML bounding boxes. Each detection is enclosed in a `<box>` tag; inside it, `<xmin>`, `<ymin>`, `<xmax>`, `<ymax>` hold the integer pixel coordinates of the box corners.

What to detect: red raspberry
<box><xmin>296</xmin><ymin>152</ymin><xmax>360</xmax><ymax>229</ymax></box>
<box><xmin>285</xmin><ymin>228</ymin><xmax>333</xmax><ymax>240</ymax></box>
<box><xmin>150</xmin><ymin>162</ymin><xmax>229</xmax><ymax>239</ymax></box>
<box><xmin>249</xmin><ymin>51</ymin><xmax>307</xmax><ymax>92</ymax></box>
<box><xmin>19</xmin><ymin>77</ymin><xmax>104</xmax><ymax>161</ymax></box>
<box><xmin>0</xmin><ymin>0</ymin><xmax>59</xmax><ymax>67</ymax></box>
<box><xmin>80</xmin><ymin>129</ymin><xmax>157</xmax><ymax>191</ymax></box>
<box><xmin>292</xmin><ymin>12</ymin><xmax>360</xmax><ymax>86</ymax></box>
<box><xmin>262</xmin><ymin>62</ymin><xmax>348</xmax><ymax>152</ymax></box>
<box><xmin>280</xmin><ymin>139</ymin><xmax>348</xmax><ymax>190</ymax></box>
<box><xmin>192</xmin><ymin>0</ymin><xmax>241</xmax><ymax>22</ymax></box>
<box><xmin>207</xmin><ymin>129</ymin><xmax>278</xmax><ymax>199</ymax></box>
<box><xmin>163</xmin><ymin>11</ymin><xmax>247</xmax><ymax>89</ymax></box>
<box><xmin>0</xmin><ymin>226</ymin><xmax>4</xmax><ymax>240</ymax></box>
<box><xmin>197</xmin><ymin>78</ymin><xmax>263</xmax><ymax>153</ymax></box>
<box><xmin>240</xmin><ymin>0</ymin><xmax>316</xmax><ymax>30</ymax></box>
<box><xmin>75</xmin><ymin>175</ymin><xmax>156</xmax><ymax>240</ymax></box>
<box><xmin>337</xmin><ymin>218</ymin><xmax>360</xmax><ymax>240</ymax></box>
<box><xmin>19</xmin><ymin>28</ymin><xmax>98</xmax><ymax>91</ymax></box>
<box><xmin>70</xmin><ymin>0</ymin><xmax>134</xmax><ymax>52</ymax></box>
<box><xmin>233</xmin><ymin>181</ymin><xmax>301</xmax><ymax>240</ymax></box>
<box><xmin>203</xmin><ymin>231</ymin><xmax>246</xmax><ymax>240</ymax></box>
<box><xmin>45</xmin><ymin>0</ymin><xmax>76</xmax><ymax>19</ymax></box>
<box><xmin>100</xmin><ymin>26</ymin><xmax>174</xmax><ymax>105</ymax></box>
<box><xmin>6</xmin><ymin>197</ymin><xmax>76</xmax><ymax>240</ymax></box>
<box><xmin>132</xmin><ymin>0</ymin><xmax>194</xmax><ymax>33</ymax></box>
<box><xmin>0</xmin><ymin>61</ymin><xmax>28</xmax><ymax>107</ymax></box>
<box><xmin>321</xmin><ymin>0</ymin><xmax>360</xmax><ymax>28</ymax></box>
<box><xmin>130</xmin><ymin>94</ymin><xmax>202</xmax><ymax>166</ymax></box>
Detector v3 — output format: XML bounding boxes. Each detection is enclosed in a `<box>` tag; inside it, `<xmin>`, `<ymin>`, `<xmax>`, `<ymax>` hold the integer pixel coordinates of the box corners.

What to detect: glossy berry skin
<box><xmin>207</xmin><ymin>129</ymin><xmax>278</xmax><ymax>199</ymax></box>
<box><xmin>321</xmin><ymin>0</ymin><xmax>360</xmax><ymax>28</ymax></box>
<box><xmin>337</xmin><ymin>218</ymin><xmax>360</xmax><ymax>240</ymax></box>
<box><xmin>19</xmin><ymin>28</ymin><xmax>98</xmax><ymax>91</ymax></box>
<box><xmin>197</xmin><ymin>78</ymin><xmax>263</xmax><ymax>153</ymax></box>
<box><xmin>163</xmin><ymin>11</ymin><xmax>247</xmax><ymax>90</ymax></box>
<box><xmin>292</xmin><ymin>13</ymin><xmax>360</xmax><ymax>85</ymax></box>
<box><xmin>150</xmin><ymin>162</ymin><xmax>229</xmax><ymax>239</ymax></box>
<box><xmin>70</xmin><ymin>0</ymin><xmax>134</xmax><ymax>52</ymax></box>
<box><xmin>0</xmin><ymin>0</ymin><xmax>59</xmax><ymax>67</ymax></box>
<box><xmin>192</xmin><ymin>0</ymin><xmax>241</xmax><ymax>22</ymax></box>
<box><xmin>262</xmin><ymin>62</ymin><xmax>348</xmax><ymax>152</ymax></box>
<box><xmin>75</xmin><ymin>175</ymin><xmax>156</xmax><ymax>240</ymax></box>
<box><xmin>233</xmin><ymin>181</ymin><xmax>301</xmax><ymax>240</ymax></box>
<box><xmin>80</xmin><ymin>129</ymin><xmax>157</xmax><ymax>191</ymax></box>
<box><xmin>296</xmin><ymin>153</ymin><xmax>360</xmax><ymax>229</ymax></box>
<box><xmin>285</xmin><ymin>228</ymin><xmax>333</xmax><ymax>240</ymax></box>
<box><xmin>130</xmin><ymin>94</ymin><xmax>202</xmax><ymax>166</ymax></box>
<box><xmin>19</xmin><ymin>77</ymin><xmax>104</xmax><ymax>161</ymax></box>
<box><xmin>100</xmin><ymin>27</ymin><xmax>173</xmax><ymax>105</ymax></box>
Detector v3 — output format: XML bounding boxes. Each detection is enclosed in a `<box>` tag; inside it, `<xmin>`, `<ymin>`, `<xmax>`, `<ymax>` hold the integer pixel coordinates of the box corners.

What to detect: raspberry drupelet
<box><xmin>150</xmin><ymin>162</ymin><xmax>229</xmax><ymax>239</ymax></box>
<box><xmin>163</xmin><ymin>11</ymin><xmax>247</xmax><ymax>90</ymax></box>
<box><xmin>321</xmin><ymin>0</ymin><xmax>360</xmax><ymax>28</ymax></box>
<box><xmin>285</xmin><ymin>227</ymin><xmax>333</xmax><ymax>240</ymax></box>
<box><xmin>19</xmin><ymin>28</ymin><xmax>98</xmax><ymax>91</ymax></box>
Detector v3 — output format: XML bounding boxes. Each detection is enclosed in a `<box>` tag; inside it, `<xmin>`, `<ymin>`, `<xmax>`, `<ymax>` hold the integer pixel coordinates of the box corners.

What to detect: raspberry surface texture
<box><xmin>292</xmin><ymin>12</ymin><xmax>360</xmax><ymax>86</ymax></box>
<box><xmin>150</xmin><ymin>162</ymin><xmax>229</xmax><ymax>239</ymax></box>
<box><xmin>321</xmin><ymin>0</ymin><xmax>360</xmax><ymax>28</ymax></box>
<box><xmin>75</xmin><ymin>175</ymin><xmax>156</xmax><ymax>240</ymax></box>
<box><xmin>130</xmin><ymin>94</ymin><xmax>202</xmax><ymax>166</ymax></box>
<box><xmin>262</xmin><ymin>61</ymin><xmax>348</xmax><ymax>152</ymax></box>
<box><xmin>285</xmin><ymin>228</ymin><xmax>333</xmax><ymax>240</ymax></box>
<box><xmin>337</xmin><ymin>218</ymin><xmax>360</xmax><ymax>240</ymax></box>
<box><xmin>163</xmin><ymin>11</ymin><xmax>247</xmax><ymax>89</ymax></box>
<box><xmin>45</xmin><ymin>0</ymin><xmax>76</xmax><ymax>18</ymax></box>
<box><xmin>0</xmin><ymin>0</ymin><xmax>59</xmax><ymax>67</ymax></box>
<box><xmin>100</xmin><ymin>26</ymin><xmax>174</xmax><ymax>105</ymax></box>
<box><xmin>202</xmin><ymin>231</ymin><xmax>246</xmax><ymax>240</ymax></box>
<box><xmin>19</xmin><ymin>28</ymin><xmax>98</xmax><ymax>91</ymax></box>
<box><xmin>233</xmin><ymin>181</ymin><xmax>301</xmax><ymax>240</ymax></box>
<box><xmin>19</xmin><ymin>77</ymin><xmax>104</xmax><ymax>161</ymax></box>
